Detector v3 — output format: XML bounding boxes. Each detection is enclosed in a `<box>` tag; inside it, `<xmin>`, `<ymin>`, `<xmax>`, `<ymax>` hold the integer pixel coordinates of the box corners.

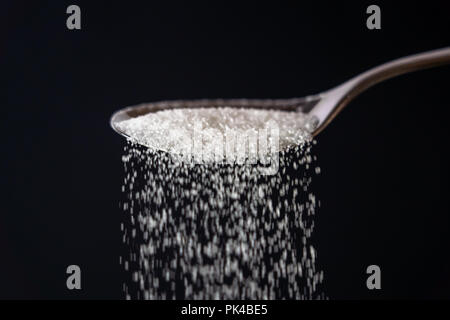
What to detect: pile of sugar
<box><xmin>116</xmin><ymin>107</ymin><xmax>312</xmax><ymax>162</ymax></box>
<box><xmin>119</xmin><ymin>107</ymin><xmax>325</xmax><ymax>299</ymax></box>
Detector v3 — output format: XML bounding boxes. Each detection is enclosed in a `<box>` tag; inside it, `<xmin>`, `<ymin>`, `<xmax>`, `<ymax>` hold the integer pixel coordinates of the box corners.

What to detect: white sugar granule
<box><xmin>116</xmin><ymin>107</ymin><xmax>312</xmax><ymax>162</ymax></box>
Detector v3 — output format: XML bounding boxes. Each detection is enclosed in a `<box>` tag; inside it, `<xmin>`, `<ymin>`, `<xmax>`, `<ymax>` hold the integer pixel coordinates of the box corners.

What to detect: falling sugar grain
<box><xmin>118</xmin><ymin>107</ymin><xmax>325</xmax><ymax>299</ymax></box>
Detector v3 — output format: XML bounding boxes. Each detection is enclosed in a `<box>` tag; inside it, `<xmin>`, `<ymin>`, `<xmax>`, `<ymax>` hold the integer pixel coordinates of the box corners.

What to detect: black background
<box><xmin>1</xmin><ymin>1</ymin><xmax>449</xmax><ymax>299</ymax></box>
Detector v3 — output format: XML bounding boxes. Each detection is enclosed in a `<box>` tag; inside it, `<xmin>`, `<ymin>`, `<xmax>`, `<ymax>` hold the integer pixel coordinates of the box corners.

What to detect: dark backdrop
<box><xmin>1</xmin><ymin>1</ymin><xmax>449</xmax><ymax>299</ymax></box>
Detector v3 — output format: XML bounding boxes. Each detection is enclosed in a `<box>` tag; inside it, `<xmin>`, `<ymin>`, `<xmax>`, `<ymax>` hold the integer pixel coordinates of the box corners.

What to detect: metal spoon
<box><xmin>111</xmin><ymin>47</ymin><xmax>450</xmax><ymax>140</ymax></box>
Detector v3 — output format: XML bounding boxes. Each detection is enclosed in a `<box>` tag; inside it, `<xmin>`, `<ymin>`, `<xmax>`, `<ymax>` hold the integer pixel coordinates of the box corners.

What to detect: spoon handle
<box><xmin>347</xmin><ymin>47</ymin><xmax>450</xmax><ymax>96</ymax></box>
<box><xmin>311</xmin><ymin>47</ymin><xmax>450</xmax><ymax>135</ymax></box>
